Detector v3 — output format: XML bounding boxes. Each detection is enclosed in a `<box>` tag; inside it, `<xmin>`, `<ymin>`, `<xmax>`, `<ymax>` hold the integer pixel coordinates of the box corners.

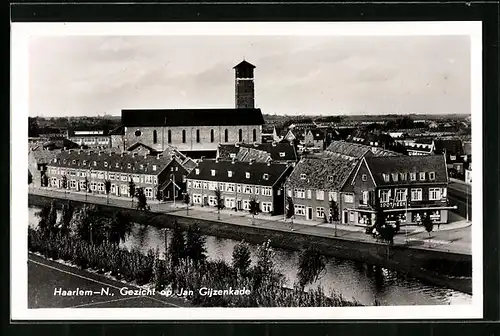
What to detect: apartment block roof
<box><xmin>325</xmin><ymin>140</ymin><xmax>400</xmax><ymax>159</ymax></box>
<box><xmin>218</xmin><ymin>142</ymin><xmax>298</xmax><ymax>162</ymax></box>
<box><xmin>363</xmin><ymin>154</ymin><xmax>448</xmax><ymax>186</ymax></box>
<box><xmin>186</xmin><ymin>159</ymin><xmax>291</xmax><ymax>187</ymax></box>
<box><xmin>121</xmin><ymin>108</ymin><xmax>264</xmax><ymax>127</ymax></box>
<box><xmin>285</xmin><ymin>154</ymin><xmax>358</xmax><ymax>191</ymax></box>
<box><xmin>46</xmin><ymin>150</ymin><xmax>175</xmax><ymax>176</ymax></box>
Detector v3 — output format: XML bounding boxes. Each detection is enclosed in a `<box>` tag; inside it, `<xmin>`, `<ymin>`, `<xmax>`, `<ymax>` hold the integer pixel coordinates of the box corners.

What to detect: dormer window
<box><xmin>382</xmin><ymin>173</ymin><xmax>390</xmax><ymax>182</ymax></box>
<box><xmin>391</xmin><ymin>173</ymin><xmax>399</xmax><ymax>182</ymax></box>
<box><xmin>93</xmin><ymin>161</ymin><xmax>97</xmax><ymax>166</ymax></box>
<box><xmin>53</xmin><ymin>158</ymin><xmax>57</xmax><ymax>163</ymax></box>
<box><xmin>152</xmin><ymin>165</ymin><xmax>157</xmax><ymax>171</ymax></box>
<box><xmin>211</xmin><ymin>169</ymin><xmax>216</xmax><ymax>176</ymax></box>
<box><xmin>419</xmin><ymin>172</ymin><xmax>426</xmax><ymax>181</ymax></box>
<box><xmin>362</xmin><ymin>174</ymin><xmax>367</xmax><ymax>181</ymax></box>
<box><xmin>230</xmin><ymin>153</ymin><xmax>236</xmax><ymax>158</ymax></box>
<box><xmin>228</xmin><ymin>171</ymin><xmax>233</xmax><ymax>177</ymax></box>
<box><xmin>104</xmin><ymin>162</ymin><xmax>108</xmax><ymax>167</ymax></box>
<box><xmin>246</xmin><ymin>172</ymin><xmax>250</xmax><ymax>179</ymax></box>
<box><xmin>429</xmin><ymin>172</ymin><xmax>436</xmax><ymax>180</ymax></box>
<box><xmin>83</xmin><ymin>160</ymin><xmax>87</xmax><ymax>165</ymax></box>
<box><xmin>140</xmin><ymin>164</ymin><xmax>144</xmax><ymax>170</ymax></box>
<box><xmin>300</xmin><ymin>173</ymin><xmax>307</xmax><ymax>180</ymax></box>
<box><xmin>195</xmin><ymin>168</ymin><xmax>200</xmax><ymax>175</ymax></box>
<box><xmin>280</xmin><ymin>152</ymin><xmax>285</xmax><ymax>157</ymax></box>
<box><xmin>263</xmin><ymin>173</ymin><xmax>269</xmax><ymax>180</ymax></box>
<box><xmin>72</xmin><ymin>160</ymin><xmax>76</xmax><ymax>164</ymax></box>
<box><xmin>410</xmin><ymin>172</ymin><xmax>417</xmax><ymax>181</ymax></box>
<box><xmin>115</xmin><ymin>163</ymin><xmax>120</xmax><ymax>168</ymax></box>
<box><xmin>328</xmin><ymin>176</ymin><xmax>334</xmax><ymax>182</ymax></box>
<box><xmin>127</xmin><ymin>163</ymin><xmax>131</xmax><ymax>169</ymax></box>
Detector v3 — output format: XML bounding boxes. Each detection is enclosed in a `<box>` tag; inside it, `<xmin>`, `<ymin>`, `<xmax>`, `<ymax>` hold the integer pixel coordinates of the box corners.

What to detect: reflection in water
<box><xmin>28</xmin><ymin>206</ymin><xmax>472</xmax><ymax>306</ymax></box>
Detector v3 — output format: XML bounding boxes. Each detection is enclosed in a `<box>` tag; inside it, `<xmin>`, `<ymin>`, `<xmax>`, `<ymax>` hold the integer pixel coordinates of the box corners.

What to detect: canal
<box><xmin>28</xmin><ymin>206</ymin><xmax>471</xmax><ymax>306</ymax></box>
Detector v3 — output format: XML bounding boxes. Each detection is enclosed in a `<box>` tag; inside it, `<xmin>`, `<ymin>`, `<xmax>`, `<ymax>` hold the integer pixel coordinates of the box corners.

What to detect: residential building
<box><xmin>120</xmin><ymin>61</ymin><xmax>264</xmax><ymax>157</ymax></box>
<box><xmin>28</xmin><ymin>147</ymin><xmax>60</xmax><ymax>187</ymax></box>
<box><xmin>109</xmin><ymin>125</ymin><xmax>126</xmax><ymax>151</ymax></box>
<box><xmin>217</xmin><ymin>142</ymin><xmax>298</xmax><ymax>163</ymax></box>
<box><xmin>45</xmin><ymin>150</ymin><xmax>185</xmax><ymax>200</ymax></box>
<box><xmin>341</xmin><ymin>154</ymin><xmax>452</xmax><ymax>226</ymax></box>
<box><xmin>67</xmin><ymin>128</ymin><xmax>112</xmax><ymax>148</ymax></box>
<box><xmin>185</xmin><ymin>158</ymin><xmax>293</xmax><ymax>215</ymax></box>
<box><xmin>284</xmin><ymin>152</ymin><xmax>359</xmax><ymax>222</ymax></box>
<box><xmin>304</xmin><ymin>130</ymin><xmax>325</xmax><ymax>150</ymax></box>
<box><xmin>325</xmin><ymin>140</ymin><xmax>400</xmax><ymax>161</ymax></box>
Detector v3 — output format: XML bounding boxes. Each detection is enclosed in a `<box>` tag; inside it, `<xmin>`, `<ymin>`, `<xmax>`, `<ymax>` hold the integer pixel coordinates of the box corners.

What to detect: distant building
<box><xmin>120</xmin><ymin>61</ymin><xmax>264</xmax><ymax>158</ymax></box>
<box><xmin>186</xmin><ymin>159</ymin><xmax>293</xmax><ymax>215</ymax></box>
<box><xmin>304</xmin><ymin>130</ymin><xmax>325</xmax><ymax>149</ymax></box>
<box><xmin>28</xmin><ymin>147</ymin><xmax>60</xmax><ymax>187</ymax></box>
<box><xmin>217</xmin><ymin>142</ymin><xmax>298</xmax><ymax>164</ymax></box>
<box><xmin>325</xmin><ymin>140</ymin><xmax>400</xmax><ymax>161</ymax></box>
<box><xmin>67</xmin><ymin>128</ymin><xmax>111</xmax><ymax>148</ymax></box>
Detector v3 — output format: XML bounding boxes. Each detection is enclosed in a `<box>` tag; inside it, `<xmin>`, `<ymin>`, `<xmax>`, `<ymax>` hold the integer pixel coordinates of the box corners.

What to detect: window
<box><xmin>153</xmin><ymin>130</ymin><xmax>158</xmax><ymax>144</ymax></box>
<box><xmin>429</xmin><ymin>188</ymin><xmax>441</xmax><ymax>201</ymax></box>
<box><xmin>145</xmin><ymin>188</ymin><xmax>153</xmax><ymax>198</ymax></box>
<box><xmin>362</xmin><ymin>174</ymin><xmax>367</xmax><ymax>181</ymax></box>
<box><xmin>279</xmin><ymin>152</ymin><xmax>285</xmax><ymax>157</ymax></box>
<box><xmin>182</xmin><ymin>130</ymin><xmax>186</xmax><ymax>143</ymax></box>
<box><xmin>349</xmin><ymin>212</ymin><xmax>355</xmax><ymax>223</ymax></box>
<box><xmin>391</xmin><ymin>173</ymin><xmax>398</xmax><ymax>182</ymax></box>
<box><xmin>242</xmin><ymin>199</ymin><xmax>250</xmax><ymax>210</ymax></box>
<box><xmin>410</xmin><ymin>172</ymin><xmax>417</xmax><ymax>181</ymax></box>
<box><xmin>400</xmin><ymin>173</ymin><xmax>407</xmax><ymax>181</ymax></box>
<box><xmin>208</xmin><ymin>182</ymin><xmax>217</xmax><ymax>191</ymax></box>
<box><xmin>127</xmin><ymin>163</ymin><xmax>131</xmax><ymax>169</ymax></box>
<box><xmin>193</xmin><ymin>181</ymin><xmax>202</xmax><ymax>189</ymax></box>
<box><xmin>116</xmin><ymin>163</ymin><xmax>120</xmax><ymax>168</ymax></box>
<box><xmin>70</xmin><ymin>180</ymin><xmax>77</xmax><ymax>189</ymax></box>
<box><xmin>193</xmin><ymin>194</ymin><xmax>202</xmax><ymax>204</ymax></box>
<box><xmin>307</xmin><ymin>189</ymin><xmax>312</xmax><ymax>199</ymax></box>
<box><xmin>300</xmin><ymin>173</ymin><xmax>307</xmax><ymax>180</ymax></box>
<box><xmin>90</xmin><ymin>182</ymin><xmax>97</xmax><ymax>191</ymax></box>
<box><xmin>328</xmin><ymin>191</ymin><xmax>337</xmax><ymax>202</ymax></box>
<box><xmin>152</xmin><ymin>165</ymin><xmax>157</xmax><ymax>171</ymax></box>
<box><xmin>382</xmin><ymin>173</ymin><xmax>389</xmax><ymax>182</ymax></box>
<box><xmin>450</xmin><ymin>155</ymin><xmax>456</xmax><ymax>161</ymax></box>
<box><xmin>225</xmin><ymin>197</ymin><xmax>235</xmax><ymax>209</ymax></box>
<box><xmin>98</xmin><ymin>182</ymin><xmax>105</xmax><ymax>192</ymax></box>
<box><xmin>328</xmin><ymin>176</ymin><xmax>334</xmax><ymax>182</ymax></box>
<box><xmin>83</xmin><ymin>160</ymin><xmax>87</xmax><ymax>165</ymax></box>
<box><xmin>97</xmin><ymin>172</ymin><xmax>104</xmax><ymax>179</ymax></box>
<box><xmin>195</xmin><ymin>168</ymin><xmax>200</xmax><ymax>175</ymax></box>
<box><xmin>145</xmin><ymin>176</ymin><xmax>153</xmax><ymax>184</ymax></box>
<box><xmin>79</xmin><ymin>181</ymin><xmax>86</xmax><ymax>190</ymax></box>
<box><xmin>210</xmin><ymin>129</ymin><xmax>215</xmax><ymax>143</ymax></box>
<box><xmin>294</xmin><ymin>204</ymin><xmax>306</xmax><ymax>216</ymax></box>
<box><xmin>362</xmin><ymin>191</ymin><xmax>369</xmax><ymax>204</ymax></box>
<box><xmin>344</xmin><ymin>193</ymin><xmax>354</xmax><ymax>203</ymax></box>
<box><xmin>228</xmin><ymin>170</ymin><xmax>233</xmax><ymax>177</ymax></box>
<box><xmin>419</xmin><ymin>172</ymin><xmax>426</xmax><ymax>181</ymax></box>
<box><xmin>140</xmin><ymin>164</ymin><xmax>144</xmax><ymax>170</ymax></box>
<box><xmin>253</xmin><ymin>129</ymin><xmax>257</xmax><ymax>142</ymax></box>
<box><xmin>429</xmin><ymin>172</ymin><xmax>436</xmax><ymax>181</ymax></box>
<box><xmin>187</xmin><ymin>180</ymin><xmax>192</xmax><ymax>188</ymax></box>
<box><xmin>237</xmin><ymin>184</ymin><xmax>242</xmax><ymax>193</ymax></box>
<box><xmin>93</xmin><ymin>161</ymin><xmax>97</xmax><ymax>167</ymax></box>
<box><xmin>295</xmin><ymin>189</ymin><xmax>305</xmax><ymax>198</ymax></box>
<box><xmin>226</xmin><ymin>183</ymin><xmax>235</xmax><ymax>192</ymax></box>
<box><xmin>196</xmin><ymin>129</ymin><xmax>200</xmax><ymax>143</ymax></box>
<box><xmin>244</xmin><ymin>185</ymin><xmax>253</xmax><ymax>194</ymax></box>
<box><xmin>135</xmin><ymin>130</ymin><xmax>142</xmax><ymax>137</ymax></box>
<box><xmin>245</xmin><ymin>172</ymin><xmax>250</xmax><ymax>179</ymax></box>
<box><xmin>218</xmin><ymin>182</ymin><xmax>225</xmax><ymax>191</ymax></box>
<box><xmin>168</xmin><ymin>130</ymin><xmax>172</xmax><ymax>143</ymax></box>
<box><xmin>411</xmin><ymin>188</ymin><xmax>422</xmax><ymax>201</ymax></box>
<box><xmin>379</xmin><ymin>190</ymin><xmax>390</xmax><ymax>203</ymax></box>
<box><xmin>262</xmin><ymin>202</ymin><xmax>272</xmax><ymax>213</ymax></box>
<box><xmin>203</xmin><ymin>182</ymin><xmax>208</xmax><ymax>189</ymax></box>
<box><xmin>109</xmin><ymin>173</ymin><xmax>115</xmax><ymax>180</ymax></box>
<box><xmin>263</xmin><ymin>173</ymin><xmax>269</xmax><ymax>180</ymax></box>
<box><xmin>316</xmin><ymin>190</ymin><xmax>324</xmax><ymax>200</ymax></box>
<box><xmin>255</xmin><ymin>187</ymin><xmax>259</xmax><ymax>195</ymax></box>
<box><xmin>132</xmin><ymin>175</ymin><xmax>140</xmax><ymax>183</ymax></box>
<box><xmin>211</xmin><ymin>169</ymin><xmax>216</xmax><ymax>176</ymax></box>
<box><xmin>224</xmin><ymin>129</ymin><xmax>229</xmax><ymax>142</ymax></box>
<box><xmin>239</xmin><ymin>129</ymin><xmax>243</xmax><ymax>142</ymax></box>
<box><xmin>395</xmin><ymin>189</ymin><xmax>407</xmax><ymax>202</ymax></box>
<box><xmin>442</xmin><ymin>187</ymin><xmax>447</xmax><ymax>198</ymax></box>
<box><xmin>261</xmin><ymin>187</ymin><xmax>272</xmax><ymax>196</ymax></box>
<box><xmin>316</xmin><ymin>207</ymin><xmax>325</xmax><ymax>219</ymax></box>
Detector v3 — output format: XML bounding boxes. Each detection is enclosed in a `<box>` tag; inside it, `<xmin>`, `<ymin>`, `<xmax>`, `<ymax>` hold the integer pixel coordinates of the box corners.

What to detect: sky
<box><xmin>29</xmin><ymin>35</ymin><xmax>471</xmax><ymax>117</ymax></box>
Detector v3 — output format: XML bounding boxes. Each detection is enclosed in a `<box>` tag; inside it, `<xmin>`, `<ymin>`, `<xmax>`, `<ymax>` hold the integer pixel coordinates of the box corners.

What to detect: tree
<box><xmin>168</xmin><ymin>220</ymin><xmax>186</xmax><ymax>267</ymax></box>
<box><xmin>253</xmin><ymin>240</ymin><xmax>278</xmax><ymax>289</ymax></box>
<box><xmin>41</xmin><ymin>172</ymin><xmax>48</xmax><ymax>187</ymax></box>
<box><xmin>128</xmin><ymin>179</ymin><xmax>136</xmax><ymax>208</ymax></box>
<box><xmin>104</xmin><ymin>179</ymin><xmax>111</xmax><ymax>204</ymax></box>
<box><xmin>106</xmin><ymin>211</ymin><xmax>132</xmax><ymax>245</ymax></box>
<box><xmin>35</xmin><ymin>204</ymin><xmax>51</xmax><ymax>234</ymax></box>
<box><xmin>58</xmin><ymin>201</ymin><xmax>74</xmax><ymax>236</ymax></box>
<box><xmin>286</xmin><ymin>196</ymin><xmax>295</xmax><ymax>231</ymax></box>
<box><xmin>185</xmin><ymin>224</ymin><xmax>207</xmax><ymax>264</ymax></box>
<box><xmin>423</xmin><ymin>213</ymin><xmax>434</xmax><ymax>237</ymax></box>
<box><xmin>183</xmin><ymin>192</ymin><xmax>190</xmax><ymax>215</ymax></box>
<box><xmin>136</xmin><ymin>187</ymin><xmax>148</xmax><ymax>211</ymax></box>
<box><xmin>69</xmin><ymin>204</ymin><xmax>107</xmax><ymax>245</ymax></box>
<box><xmin>47</xmin><ymin>200</ymin><xmax>58</xmax><ymax>234</ymax></box>
<box><xmin>84</xmin><ymin>176</ymin><xmax>89</xmax><ymax>201</ymax></box>
<box><xmin>232</xmin><ymin>240</ymin><xmax>251</xmax><ymax>276</ymax></box>
<box><xmin>297</xmin><ymin>247</ymin><xmax>326</xmax><ymax>289</ymax></box>
<box><xmin>214</xmin><ymin>187</ymin><xmax>225</xmax><ymax>220</ymax></box>
<box><xmin>61</xmin><ymin>174</ymin><xmax>68</xmax><ymax>196</ymax></box>
<box><xmin>323</xmin><ymin>212</ymin><xmax>328</xmax><ymax>223</ymax></box>
<box><xmin>248</xmin><ymin>196</ymin><xmax>260</xmax><ymax>225</ymax></box>
<box><xmin>329</xmin><ymin>198</ymin><xmax>339</xmax><ymax>236</ymax></box>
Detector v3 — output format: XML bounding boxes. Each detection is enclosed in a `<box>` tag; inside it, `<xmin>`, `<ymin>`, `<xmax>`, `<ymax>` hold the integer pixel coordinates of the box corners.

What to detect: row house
<box><xmin>217</xmin><ymin>142</ymin><xmax>298</xmax><ymax>163</ymax></box>
<box><xmin>45</xmin><ymin>149</ymin><xmax>188</xmax><ymax>200</ymax></box>
<box><xmin>284</xmin><ymin>152</ymin><xmax>359</xmax><ymax>222</ymax></box>
<box><xmin>325</xmin><ymin>140</ymin><xmax>399</xmax><ymax>161</ymax></box>
<box><xmin>341</xmin><ymin>154</ymin><xmax>453</xmax><ymax>226</ymax></box>
<box><xmin>304</xmin><ymin>130</ymin><xmax>325</xmax><ymax>150</ymax></box>
<box><xmin>185</xmin><ymin>158</ymin><xmax>293</xmax><ymax>215</ymax></box>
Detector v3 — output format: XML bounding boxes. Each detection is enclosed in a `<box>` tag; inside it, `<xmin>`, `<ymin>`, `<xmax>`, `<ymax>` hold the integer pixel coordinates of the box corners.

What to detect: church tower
<box><xmin>233</xmin><ymin>60</ymin><xmax>255</xmax><ymax>109</ymax></box>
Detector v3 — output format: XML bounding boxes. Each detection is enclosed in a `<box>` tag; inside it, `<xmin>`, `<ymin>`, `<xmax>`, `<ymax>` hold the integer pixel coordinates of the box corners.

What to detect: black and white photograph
<box><xmin>11</xmin><ymin>22</ymin><xmax>483</xmax><ymax>320</ymax></box>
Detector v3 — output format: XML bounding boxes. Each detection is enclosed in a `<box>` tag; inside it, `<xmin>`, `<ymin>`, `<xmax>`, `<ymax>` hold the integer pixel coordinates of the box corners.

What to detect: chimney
<box><xmin>98</xmin><ymin>151</ymin><xmax>104</xmax><ymax>156</ymax></box>
<box><xmin>132</xmin><ymin>152</ymin><xmax>138</xmax><ymax>157</ymax></box>
<box><xmin>157</xmin><ymin>153</ymin><xmax>163</xmax><ymax>159</ymax></box>
<box><xmin>231</xmin><ymin>157</ymin><xmax>236</xmax><ymax>164</ymax></box>
<box><xmin>68</xmin><ymin>149</ymin><xmax>73</xmax><ymax>153</ymax></box>
<box><xmin>253</xmin><ymin>142</ymin><xmax>258</xmax><ymax>147</ymax></box>
<box><xmin>267</xmin><ymin>158</ymin><xmax>273</xmax><ymax>166</ymax></box>
<box><xmin>249</xmin><ymin>158</ymin><xmax>255</xmax><ymax>165</ymax></box>
<box><xmin>215</xmin><ymin>157</ymin><xmax>219</xmax><ymax>163</ymax></box>
<box><xmin>63</xmin><ymin>147</ymin><xmax>68</xmax><ymax>151</ymax></box>
<box><xmin>235</xmin><ymin>143</ymin><xmax>240</xmax><ymax>148</ymax></box>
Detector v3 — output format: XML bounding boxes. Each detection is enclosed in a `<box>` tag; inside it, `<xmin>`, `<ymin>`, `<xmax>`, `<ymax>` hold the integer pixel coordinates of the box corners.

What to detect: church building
<box><xmin>120</xmin><ymin>60</ymin><xmax>264</xmax><ymax>158</ymax></box>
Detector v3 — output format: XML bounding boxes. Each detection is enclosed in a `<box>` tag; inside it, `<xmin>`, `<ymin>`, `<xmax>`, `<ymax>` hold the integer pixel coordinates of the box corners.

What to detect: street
<box><xmin>28</xmin><ymin>253</ymin><xmax>189</xmax><ymax>308</ymax></box>
<box><xmin>448</xmin><ymin>181</ymin><xmax>472</xmax><ymax>220</ymax></box>
<box><xmin>29</xmin><ymin>187</ymin><xmax>472</xmax><ymax>255</ymax></box>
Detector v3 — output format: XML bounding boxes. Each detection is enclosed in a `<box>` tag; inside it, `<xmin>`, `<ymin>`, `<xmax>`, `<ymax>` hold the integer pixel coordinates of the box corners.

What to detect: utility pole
<box><xmin>405</xmin><ymin>189</ymin><xmax>408</xmax><ymax>244</ymax></box>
